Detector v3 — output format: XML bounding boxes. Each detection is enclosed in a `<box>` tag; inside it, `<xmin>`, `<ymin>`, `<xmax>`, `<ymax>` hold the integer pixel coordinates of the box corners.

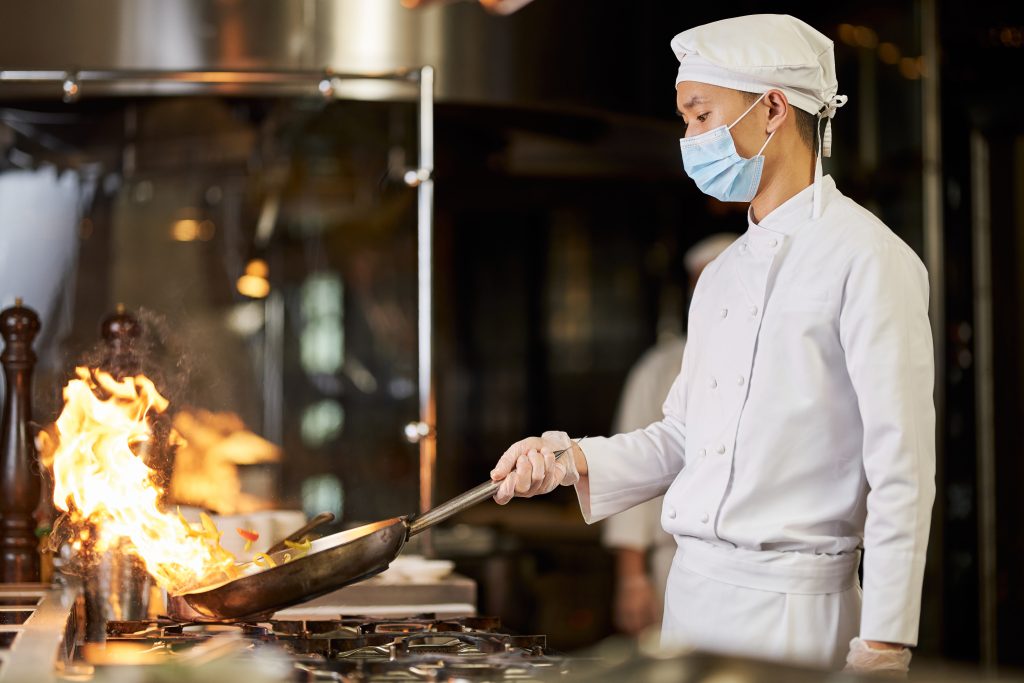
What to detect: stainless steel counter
<box><xmin>0</xmin><ymin>582</ymin><xmax>78</xmax><ymax>683</ymax></box>
<box><xmin>272</xmin><ymin>572</ymin><xmax>476</xmax><ymax>620</ymax></box>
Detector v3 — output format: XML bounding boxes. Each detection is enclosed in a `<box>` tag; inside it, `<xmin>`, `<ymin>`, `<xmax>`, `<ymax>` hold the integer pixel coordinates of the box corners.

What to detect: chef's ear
<box><xmin>764</xmin><ymin>89</ymin><xmax>790</xmax><ymax>135</ymax></box>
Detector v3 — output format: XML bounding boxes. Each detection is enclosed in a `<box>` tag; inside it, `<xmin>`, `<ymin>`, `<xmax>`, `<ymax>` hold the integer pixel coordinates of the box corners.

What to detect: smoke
<box><xmin>70</xmin><ymin>307</ymin><xmax>194</xmax><ymax>404</ymax></box>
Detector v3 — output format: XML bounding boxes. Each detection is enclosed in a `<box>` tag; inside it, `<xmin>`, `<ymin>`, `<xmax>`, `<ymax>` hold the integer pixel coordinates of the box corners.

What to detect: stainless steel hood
<box><xmin>0</xmin><ymin>0</ymin><xmax>517</xmax><ymax>102</ymax></box>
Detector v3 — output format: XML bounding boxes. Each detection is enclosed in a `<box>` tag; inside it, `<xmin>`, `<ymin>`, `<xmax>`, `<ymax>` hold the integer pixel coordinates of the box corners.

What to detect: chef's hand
<box><xmin>614</xmin><ymin>571</ymin><xmax>659</xmax><ymax>635</ymax></box>
<box><xmin>490</xmin><ymin>431</ymin><xmax>579</xmax><ymax>504</ymax></box>
<box><xmin>844</xmin><ymin>638</ymin><xmax>912</xmax><ymax>678</ymax></box>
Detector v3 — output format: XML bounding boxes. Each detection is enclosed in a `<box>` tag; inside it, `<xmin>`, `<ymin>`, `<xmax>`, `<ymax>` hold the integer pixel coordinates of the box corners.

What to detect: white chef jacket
<box><xmin>602</xmin><ymin>335</ymin><xmax>684</xmax><ymax>609</ymax></box>
<box><xmin>575</xmin><ymin>175</ymin><xmax>935</xmax><ymax>647</ymax></box>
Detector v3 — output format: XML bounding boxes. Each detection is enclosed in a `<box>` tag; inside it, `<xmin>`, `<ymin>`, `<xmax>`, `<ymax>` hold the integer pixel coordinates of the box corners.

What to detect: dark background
<box><xmin>2</xmin><ymin>0</ymin><xmax>1023</xmax><ymax>667</ymax></box>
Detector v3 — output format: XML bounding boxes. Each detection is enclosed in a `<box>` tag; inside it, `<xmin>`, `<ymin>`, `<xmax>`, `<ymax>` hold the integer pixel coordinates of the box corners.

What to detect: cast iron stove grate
<box><xmin>102</xmin><ymin>613</ymin><xmax>573</xmax><ymax>681</ymax></box>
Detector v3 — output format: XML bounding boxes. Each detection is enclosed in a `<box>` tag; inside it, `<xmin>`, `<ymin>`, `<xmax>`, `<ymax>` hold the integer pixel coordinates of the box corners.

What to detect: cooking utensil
<box><xmin>179</xmin><ymin>446</ymin><xmax>573</xmax><ymax>620</ymax></box>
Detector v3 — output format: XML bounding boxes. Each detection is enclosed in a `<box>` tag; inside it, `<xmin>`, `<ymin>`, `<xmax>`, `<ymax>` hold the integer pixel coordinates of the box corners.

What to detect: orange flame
<box><xmin>44</xmin><ymin>367</ymin><xmax>237</xmax><ymax>594</ymax></box>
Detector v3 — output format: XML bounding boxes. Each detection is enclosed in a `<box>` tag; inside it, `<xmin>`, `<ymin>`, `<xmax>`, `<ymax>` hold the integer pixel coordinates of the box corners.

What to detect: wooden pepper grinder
<box><xmin>0</xmin><ymin>298</ymin><xmax>41</xmax><ymax>582</ymax></box>
<box><xmin>99</xmin><ymin>304</ymin><xmax>171</xmax><ymax>474</ymax></box>
<box><xmin>100</xmin><ymin>303</ymin><xmax>141</xmax><ymax>380</ymax></box>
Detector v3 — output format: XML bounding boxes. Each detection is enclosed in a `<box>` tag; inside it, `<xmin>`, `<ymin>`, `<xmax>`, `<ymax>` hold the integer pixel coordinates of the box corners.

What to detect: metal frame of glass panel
<box><xmin>0</xmin><ymin>66</ymin><xmax>439</xmax><ymax>521</ymax></box>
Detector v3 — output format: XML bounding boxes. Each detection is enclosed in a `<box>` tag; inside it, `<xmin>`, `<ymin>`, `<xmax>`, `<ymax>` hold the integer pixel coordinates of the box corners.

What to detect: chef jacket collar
<box><xmin>747</xmin><ymin>175</ymin><xmax>836</xmax><ymax>236</ymax></box>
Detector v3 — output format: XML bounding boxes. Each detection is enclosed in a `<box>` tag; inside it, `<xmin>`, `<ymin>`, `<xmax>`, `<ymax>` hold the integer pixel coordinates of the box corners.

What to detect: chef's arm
<box><xmin>839</xmin><ymin>241</ymin><xmax>936</xmax><ymax>648</ymax></box>
<box><xmin>491</xmin><ymin>351</ymin><xmax>690</xmax><ymax>513</ymax></box>
<box><xmin>603</xmin><ymin>500</ymin><xmax>658</xmax><ymax>580</ymax></box>
<box><xmin>615</xmin><ymin>547</ymin><xmax>646</xmax><ymax>577</ymax></box>
<box><xmin>572</xmin><ymin>415</ymin><xmax>685</xmax><ymax>523</ymax></box>
<box><xmin>573</xmin><ymin>349</ymin><xmax>691</xmax><ymax>521</ymax></box>
<box><xmin>602</xmin><ymin>500</ymin><xmax>662</xmax><ymax>634</ymax></box>
<box><xmin>489</xmin><ymin>419</ymin><xmax>684</xmax><ymax>516</ymax></box>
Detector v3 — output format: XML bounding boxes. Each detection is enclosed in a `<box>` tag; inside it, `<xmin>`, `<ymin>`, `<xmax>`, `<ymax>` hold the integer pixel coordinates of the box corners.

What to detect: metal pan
<box><xmin>165</xmin><ymin>511</ymin><xmax>336</xmax><ymax>622</ymax></box>
<box><xmin>179</xmin><ymin>447</ymin><xmax>571</xmax><ymax>620</ymax></box>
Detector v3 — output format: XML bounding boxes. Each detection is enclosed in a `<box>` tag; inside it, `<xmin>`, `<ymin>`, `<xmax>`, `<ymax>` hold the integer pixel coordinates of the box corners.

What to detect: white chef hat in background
<box><xmin>671</xmin><ymin>14</ymin><xmax>848</xmax><ymax>218</ymax></box>
<box><xmin>684</xmin><ymin>233</ymin><xmax>739</xmax><ymax>277</ymax></box>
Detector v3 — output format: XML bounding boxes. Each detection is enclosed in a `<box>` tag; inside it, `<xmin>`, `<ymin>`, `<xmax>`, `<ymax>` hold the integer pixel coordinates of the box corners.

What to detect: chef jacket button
<box><xmin>720</xmin><ymin>308</ymin><xmax>728</xmax><ymax>319</ymax></box>
<box><xmin>737</xmin><ymin>376</ymin><xmax>745</xmax><ymax>386</ymax></box>
<box><xmin>749</xmin><ymin>305</ymin><xmax>758</xmax><ymax>316</ymax></box>
<box><xmin>710</xmin><ymin>377</ymin><xmax>718</xmax><ymax>389</ymax></box>
<box><xmin>667</xmin><ymin>507</ymin><xmax>677</xmax><ymax>519</ymax></box>
<box><xmin>716</xmin><ymin>444</ymin><xmax>726</xmax><ymax>455</ymax></box>
<box><xmin>701</xmin><ymin>512</ymin><xmax>710</xmax><ymax>524</ymax></box>
<box><xmin>769</xmin><ymin>238</ymin><xmax>778</xmax><ymax>248</ymax></box>
<box><xmin>700</xmin><ymin>448</ymin><xmax>707</xmax><ymax>457</ymax></box>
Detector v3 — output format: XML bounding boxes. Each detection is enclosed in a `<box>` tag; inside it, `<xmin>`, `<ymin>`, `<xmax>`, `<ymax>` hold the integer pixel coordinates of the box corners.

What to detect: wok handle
<box><xmin>407</xmin><ymin>446</ymin><xmax>571</xmax><ymax>537</ymax></box>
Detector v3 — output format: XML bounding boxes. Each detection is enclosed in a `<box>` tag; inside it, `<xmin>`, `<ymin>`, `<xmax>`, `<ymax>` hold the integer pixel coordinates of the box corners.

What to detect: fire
<box><xmin>169</xmin><ymin>409</ymin><xmax>280</xmax><ymax>515</ymax></box>
<box><xmin>41</xmin><ymin>367</ymin><xmax>237</xmax><ymax>594</ymax></box>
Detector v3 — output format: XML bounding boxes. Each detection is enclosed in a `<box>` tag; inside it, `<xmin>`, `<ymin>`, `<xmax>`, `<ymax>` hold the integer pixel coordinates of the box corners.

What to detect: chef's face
<box><xmin>676</xmin><ymin>81</ymin><xmax>767</xmax><ymax>160</ymax></box>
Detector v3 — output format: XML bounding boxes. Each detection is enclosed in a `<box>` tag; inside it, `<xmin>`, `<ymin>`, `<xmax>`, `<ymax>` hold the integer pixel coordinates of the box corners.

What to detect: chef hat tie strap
<box><xmin>817</xmin><ymin>94</ymin><xmax>847</xmax><ymax>158</ymax></box>
<box><xmin>812</xmin><ymin>94</ymin><xmax>848</xmax><ymax>219</ymax></box>
<box><xmin>813</xmin><ymin>155</ymin><xmax>824</xmax><ymax>219</ymax></box>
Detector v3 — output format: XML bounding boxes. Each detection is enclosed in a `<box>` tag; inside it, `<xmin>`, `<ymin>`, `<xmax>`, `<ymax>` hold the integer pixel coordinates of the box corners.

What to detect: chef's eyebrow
<box><xmin>679</xmin><ymin>95</ymin><xmax>709</xmax><ymax>110</ymax></box>
<box><xmin>675</xmin><ymin>95</ymin><xmax>709</xmax><ymax>119</ymax></box>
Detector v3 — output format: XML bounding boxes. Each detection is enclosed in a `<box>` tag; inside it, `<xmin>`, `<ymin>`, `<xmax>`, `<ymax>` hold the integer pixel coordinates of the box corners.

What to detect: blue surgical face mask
<box><xmin>679</xmin><ymin>93</ymin><xmax>775</xmax><ymax>203</ymax></box>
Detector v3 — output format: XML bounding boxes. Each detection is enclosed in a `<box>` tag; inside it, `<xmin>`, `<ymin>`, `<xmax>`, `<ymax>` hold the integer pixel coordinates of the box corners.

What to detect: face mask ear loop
<box><xmin>756</xmin><ymin>130</ymin><xmax>775</xmax><ymax>157</ymax></box>
<box><xmin>728</xmin><ymin>92</ymin><xmax>768</xmax><ymax>130</ymax></box>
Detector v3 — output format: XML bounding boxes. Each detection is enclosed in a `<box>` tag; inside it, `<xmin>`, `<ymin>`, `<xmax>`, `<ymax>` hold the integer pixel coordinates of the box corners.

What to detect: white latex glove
<box><xmin>844</xmin><ymin>638</ymin><xmax>912</xmax><ymax>678</ymax></box>
<box><xmin>490</xmin><ymin>431</ymin><xmax>578</xmax><ymax>505</ymax></box>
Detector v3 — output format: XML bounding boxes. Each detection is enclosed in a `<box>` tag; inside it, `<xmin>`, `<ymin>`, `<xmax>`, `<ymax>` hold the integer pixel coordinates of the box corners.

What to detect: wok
<box><xmin>180</xmin><ymin>447</ymin><xmax>571</xmax><ymax>620</ymax></box>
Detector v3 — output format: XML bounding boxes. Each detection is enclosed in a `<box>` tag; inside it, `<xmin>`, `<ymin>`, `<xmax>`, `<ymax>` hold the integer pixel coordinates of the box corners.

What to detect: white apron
<box><xmin>661</xmin><ymin>537</ymin><xmax>861</xmax><ymax>669</ymax></box>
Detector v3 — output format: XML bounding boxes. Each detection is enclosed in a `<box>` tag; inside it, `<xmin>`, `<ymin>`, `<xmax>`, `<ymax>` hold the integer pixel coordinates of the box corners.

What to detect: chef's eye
<box><xmin>697</xmin><ymin>112</ymin><xmax>710</xmax><ymax>123</ymax></box>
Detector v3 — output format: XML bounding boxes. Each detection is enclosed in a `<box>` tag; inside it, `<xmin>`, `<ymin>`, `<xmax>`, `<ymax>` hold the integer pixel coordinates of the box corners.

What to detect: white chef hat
<box><xmin>671</xmin><ymin>15</ymin><xmax>848</xmax><ymax>218</ymax></box>
<box><xmin>684</xmin><ymin>233</ymin><xmax>739</xmax><ymax>276</ymax></box>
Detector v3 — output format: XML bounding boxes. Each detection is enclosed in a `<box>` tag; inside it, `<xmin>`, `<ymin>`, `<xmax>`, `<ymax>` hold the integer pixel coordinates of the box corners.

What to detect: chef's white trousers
<box><xmin>661</xmin><ymin>540</ymin><xmax>862</xmax><ymax>670</ymax></box>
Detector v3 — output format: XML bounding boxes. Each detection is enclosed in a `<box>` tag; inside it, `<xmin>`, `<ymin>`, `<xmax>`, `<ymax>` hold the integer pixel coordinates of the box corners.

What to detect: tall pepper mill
<box><xmin>99</xmin><ymin>304</ymin><xmax>169</xmax><ymax>473</ymax></box>
<box><xmin>101</xmin><ymin>303</ymin><xmax>141</xmax><ymax>380</ymax></box>
<box><xmin>0</xmin><ymin>298</ymin><xmax>41</xmax><ymax>582</ymax></box>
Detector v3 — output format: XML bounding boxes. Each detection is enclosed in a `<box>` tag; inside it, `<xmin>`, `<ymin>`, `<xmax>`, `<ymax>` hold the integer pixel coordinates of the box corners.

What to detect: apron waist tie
<box><xmin>676</xmin><ymin>536</ymin><xmax>861</xmax><ymax>595</ymax></box>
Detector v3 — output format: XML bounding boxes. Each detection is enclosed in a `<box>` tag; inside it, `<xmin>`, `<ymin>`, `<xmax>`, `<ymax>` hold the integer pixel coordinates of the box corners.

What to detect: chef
<box><xmin>488</xmin><ymin>14</ymin><xmax>935</xmax><ymax>675</ymax></box>
<box><xmin>602</xmin><ymin>233</ymin><xmax>736</xmax><ymax>636</ymax></box>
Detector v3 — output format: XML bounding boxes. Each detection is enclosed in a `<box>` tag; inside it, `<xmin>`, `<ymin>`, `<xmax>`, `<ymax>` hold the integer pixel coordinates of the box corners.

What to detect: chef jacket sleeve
<box><xmin>839</xmin><ymin>238</ymin><xmax>936</xmax><ymax>646</ymax></box>
<box><xmin>574</xmin><ymin>351</ymin><xmax>689</xmax><ymax>524</ymax></box>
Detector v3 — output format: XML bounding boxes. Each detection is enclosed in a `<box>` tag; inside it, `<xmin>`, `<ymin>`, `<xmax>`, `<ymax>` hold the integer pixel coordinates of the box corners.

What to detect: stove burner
<box><xmin>99</xmin><ymin>614</ymin><xmax>572</xmax><ymax>681</ymax></box>
<box><xmin>358</xmin><ymin>616</ymin><xmax>504</xmax><ymax>634</ymax></box>
<box><xmin>297</xmin><ymin>653</ymin><xmax>571</xmax><ymax>681</ymax></box>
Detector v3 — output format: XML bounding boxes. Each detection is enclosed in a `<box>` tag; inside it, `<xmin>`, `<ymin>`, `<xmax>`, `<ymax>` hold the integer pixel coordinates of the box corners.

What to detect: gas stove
<box><xmin>97</xmin><ymin>614</ymin><xmax>575</xmax><ymax>682</ymax></box>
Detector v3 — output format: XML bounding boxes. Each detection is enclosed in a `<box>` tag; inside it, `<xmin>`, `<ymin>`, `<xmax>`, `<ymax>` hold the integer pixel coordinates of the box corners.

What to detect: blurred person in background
<box><xmin>603</xmin><ymin>233</ymin><xmax>736</xmax><ymax>636</ymax></box>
